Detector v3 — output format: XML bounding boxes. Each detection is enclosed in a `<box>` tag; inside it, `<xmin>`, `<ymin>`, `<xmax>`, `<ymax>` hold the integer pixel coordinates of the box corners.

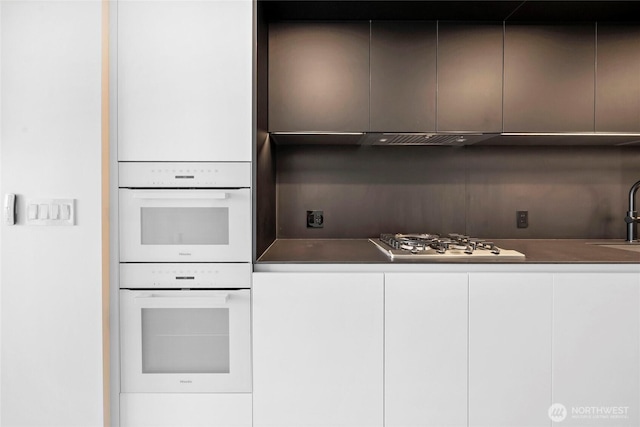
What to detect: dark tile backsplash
<box><xmin>275</xmin><ymin>144</ymin><xmax>640</xmax><ymax>239</ymax></box>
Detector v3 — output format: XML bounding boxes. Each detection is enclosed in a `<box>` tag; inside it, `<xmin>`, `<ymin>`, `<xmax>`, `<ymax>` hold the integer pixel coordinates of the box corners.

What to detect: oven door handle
<box><xmin>131</xmin><ymin>190</ymin><xmax>229</xmax><ymax>200</ymax></box>
<box><xmin>133</xmin><ymin>293</ymin><xmax>230</xmax><ymax>307</ymax></box>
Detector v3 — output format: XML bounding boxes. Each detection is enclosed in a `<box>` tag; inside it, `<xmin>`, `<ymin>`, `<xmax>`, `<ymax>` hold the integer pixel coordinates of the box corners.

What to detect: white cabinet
<box><xmin>120</xmin><ymin>393</ymin><xmax>251</xmax><ymax>427</ymax></box>
<box><xmin>469</xmin><ymin>273</ymin><xmax>553</xmax><ymax>427</ymax></box>
<box><xmin>252</xmin><ymin>272</ymin><xmax>384</xmax><ymax>427</ymax></box>
<box><xmin>251</xmin><ymin>268</ymin><xmax>640</xmax><ymax>427</ymax></box>
<box><xmin>385</xmin><ymin>273</ymin><xmax>468</xmax><ymax>427</ymax></box>
<box><xmin>553</xmin><ymin>273</ymin><xmax>640</xmax><ymax>426</ymax></box>
<box><xmin>117</xmin><ymin>0</ymin><xmax>252</xmax><ymax>161</ymax></box>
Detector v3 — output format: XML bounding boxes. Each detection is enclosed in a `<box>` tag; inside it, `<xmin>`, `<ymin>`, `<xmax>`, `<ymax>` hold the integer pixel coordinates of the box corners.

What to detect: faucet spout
<box><xmin>625</xmin><ymin>180</ymin><xmax>640</xmax><ymax>242</ymax></box>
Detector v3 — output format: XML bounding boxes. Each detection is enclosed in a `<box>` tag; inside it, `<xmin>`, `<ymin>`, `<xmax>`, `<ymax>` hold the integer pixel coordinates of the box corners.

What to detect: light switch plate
<box><xmin>26</xmin><ymin>199</ymin><xmax>75</xmax><ymax>226</ymax></box>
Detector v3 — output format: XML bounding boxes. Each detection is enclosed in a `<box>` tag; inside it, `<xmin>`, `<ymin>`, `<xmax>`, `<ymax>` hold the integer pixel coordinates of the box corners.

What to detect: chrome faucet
<box><xmin>625</xmin><ymin>180</ymin><xmax>640</xmax><ymax>242</ymax></box>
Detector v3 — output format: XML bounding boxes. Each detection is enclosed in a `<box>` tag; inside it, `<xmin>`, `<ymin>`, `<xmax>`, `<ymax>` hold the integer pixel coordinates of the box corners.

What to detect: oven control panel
<box><xmin>119</xmin><ymin>162</ymin><xmax>251</xmax><ymax>188</ymax></box>
<box><xmin>120</xmin><ymin>263</ymin><xmax>251</xmax><ymax>289</ymax></box>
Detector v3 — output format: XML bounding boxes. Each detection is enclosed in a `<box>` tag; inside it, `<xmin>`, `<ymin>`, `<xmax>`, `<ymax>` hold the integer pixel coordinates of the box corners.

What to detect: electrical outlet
<box><xmin>307</xmin><ymin>210</ymin><xmax>324</xmax><ymax>228</ymax></box>
<box><xmin>517</xmin><ymin>210</ymin><xmax>528</xmax><ymax>228</ymax></box>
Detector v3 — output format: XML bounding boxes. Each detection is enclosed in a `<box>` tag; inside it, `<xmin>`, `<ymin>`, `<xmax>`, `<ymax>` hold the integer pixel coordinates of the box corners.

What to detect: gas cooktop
<box><xmin>370</xmin><ymin>233</ymin><xmax>526</xmax><ymax>260</ymax></box>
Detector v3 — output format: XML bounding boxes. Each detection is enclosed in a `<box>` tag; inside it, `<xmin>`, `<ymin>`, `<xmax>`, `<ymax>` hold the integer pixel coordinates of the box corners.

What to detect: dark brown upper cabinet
<box><xmin>503</xmin><ymin>24</ymin><xmax>596</xmax><ymax>133</ymax></box>
<box><xmin>437</xmin><ymin>23</ymin><xmax>503</xmax><ymax>132</ymax></box>
<box><xmin>596</xmin><ymin>24</ymin><xmax>640</xmax><ymax>133</ymax></box>
<box><xmin>370</xmin><ymin>21</ymin><xmax>437</xmax><ymax>132</ymax></box>
<box><xmin>268</xmin><ymin>22</ymin><xmax>370</xmax><ymax>132</ymax></box>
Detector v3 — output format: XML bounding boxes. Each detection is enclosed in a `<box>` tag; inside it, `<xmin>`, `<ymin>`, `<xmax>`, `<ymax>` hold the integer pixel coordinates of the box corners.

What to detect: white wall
<box><xmin>0</xmin><ymin>1</ymin><xmax>104</xmax><ymax>425</ymax></box>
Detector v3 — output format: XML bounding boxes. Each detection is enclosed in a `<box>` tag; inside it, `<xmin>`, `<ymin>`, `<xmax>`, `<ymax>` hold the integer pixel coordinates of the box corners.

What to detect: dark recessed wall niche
<box><xmin>254</xmin><ymin>0</ymin><xmax>640</xmax><ymax>260</ymax></box>
<box><xmin>274</xmin><ymin>144</ymin><xmax>640</xmax><ymax>241</ymax></box>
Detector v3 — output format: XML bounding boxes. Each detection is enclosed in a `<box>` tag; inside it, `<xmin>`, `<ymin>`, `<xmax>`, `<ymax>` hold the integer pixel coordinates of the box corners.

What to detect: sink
<box><xmin>586</xmin><ymin>241</ymin><xmax>640</xmax><ymax>253</ymax></box>
<box><xmin>598</xmin><ymin>245</ymin><xmax>640</xmax><ymax>253</ymax></box>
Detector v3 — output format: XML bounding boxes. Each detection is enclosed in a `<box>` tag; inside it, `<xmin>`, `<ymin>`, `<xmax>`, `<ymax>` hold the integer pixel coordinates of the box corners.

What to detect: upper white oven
<box><xmin>119</xmin><ymin>162</ymin><xmax>251</xmax><ymax>263</ymax></box>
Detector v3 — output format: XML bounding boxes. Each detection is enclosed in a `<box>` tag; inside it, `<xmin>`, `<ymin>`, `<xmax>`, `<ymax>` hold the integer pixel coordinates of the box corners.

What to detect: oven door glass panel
<box><xmin>141</xmin><ymin>308</ymin><xmax>230</xmax><ymax>373</ymax></box>
<box><xmin>119</xmin><ymin>188</ymin><xmax>250</xmax><ymax>262</ymax></box>
<box><xmin>120</xmin><ymin>289</ymin><xmax>252</xmax><ymax>393</ymax></box>
<box><xmin>141</xmin><ymin>207</ymin><xmax>229</xmax><ymax>245</ymax></box>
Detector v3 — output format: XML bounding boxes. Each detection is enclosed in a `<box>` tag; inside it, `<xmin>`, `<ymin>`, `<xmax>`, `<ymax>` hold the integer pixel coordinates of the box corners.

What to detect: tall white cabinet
<box><xmin>252</xmin><ymin>273</ymin><xmax>384</xmax><ymax>427</ymax></box>
<box><xmin>115</xmin><ymin>1</ymin><xmax>254</xmax><ymax>425</ymax></box>
<box><xmin>117</xmin><ymin>0</ymin><xmax>252</xmax><ymax>161</ymax></box>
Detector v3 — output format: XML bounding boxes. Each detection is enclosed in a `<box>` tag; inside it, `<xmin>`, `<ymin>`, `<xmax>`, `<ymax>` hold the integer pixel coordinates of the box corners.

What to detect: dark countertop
<box><xmin>257</xmin><ymin>239</ymin><xmax>640</xmax><ymax>264</ymax></box>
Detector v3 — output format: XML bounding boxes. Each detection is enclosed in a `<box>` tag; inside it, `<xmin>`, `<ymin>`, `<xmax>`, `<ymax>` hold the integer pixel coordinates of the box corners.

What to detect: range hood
<box><xmin>269</xmin><ymin>131</ymin><xmax>496</xmax><ymax>146</ymax></box>
<box><xmin>360</xmin><ymin>132</ymin><xmax>495</xmax><ymax>146</ymax></box>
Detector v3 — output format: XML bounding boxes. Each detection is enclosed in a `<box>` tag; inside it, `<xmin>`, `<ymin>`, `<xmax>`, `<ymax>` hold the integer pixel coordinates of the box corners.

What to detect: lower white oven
<box><xmin>119</xmin><ymin>263</ymin><xmax>251</xmax><ymax>393</ymax></box>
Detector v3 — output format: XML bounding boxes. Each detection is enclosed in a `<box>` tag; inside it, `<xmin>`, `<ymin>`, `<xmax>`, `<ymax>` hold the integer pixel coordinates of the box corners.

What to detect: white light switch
<box><xmin>38</xmin><ymin>204</ymin><xmax>49</xmax><ymax>220</ymax></box>
<box><xmin>26</xmin><ymin>199</ymin><xmax>74</xmax><ymax>226</ymax></box>
<box><xmin>28</xmin><ymin>204</ymin><xmax>38</xmax><ymax>220</ymax></box>
<box><xmin>60</xmin><ymin>204</ymin><xmax>71</xmax><ymax>220</ymax></box>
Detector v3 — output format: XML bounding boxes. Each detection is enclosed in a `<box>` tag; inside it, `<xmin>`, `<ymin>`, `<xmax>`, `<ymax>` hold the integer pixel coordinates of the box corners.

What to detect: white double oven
<box><xmin>118</xmin><ymin>162</ymin><xmax>252</xmax><ymax>394</ymax></box>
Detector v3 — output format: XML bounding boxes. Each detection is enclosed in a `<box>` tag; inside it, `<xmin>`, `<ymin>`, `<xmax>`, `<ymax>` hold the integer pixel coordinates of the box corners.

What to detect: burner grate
<box><xmin>378</xmin><ymin>233</ymin><xmax>502</xmax><ymax>256</ymax></box>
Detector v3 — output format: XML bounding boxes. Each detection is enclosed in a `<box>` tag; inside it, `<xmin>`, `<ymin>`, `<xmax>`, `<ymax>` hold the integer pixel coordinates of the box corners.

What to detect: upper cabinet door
<box><xmin>437</xmin><ymin>23</ymin><xmax>503</xmax><ymax>133</ymax></box>
<box><xmin>596</xmin><ymin>24</ymin><xmax>640</xmax><ymax>133</ymax></box>
<box><xmin>370</xmin><ymin>21</ymin><xmax>437</xmax><ymax>132</ymax></box>
<box><xmin>118</xmin><ymin>0</ymin><xmax>252</xmax><ymax>161</ymax></box>
<box><xmin>504</xmin><ymin>24</ymin><xmax>595</xmax><ymax>133</ymax></box>
<box><xmin>269</xmin><ymin>22</ymin><xmax>370</xmax><ymax>132</ymax></box>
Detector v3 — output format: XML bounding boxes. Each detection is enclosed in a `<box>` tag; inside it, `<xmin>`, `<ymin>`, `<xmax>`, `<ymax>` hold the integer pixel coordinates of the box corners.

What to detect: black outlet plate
<box><xmin>517</xmin><ymin>210</ymin><xmax>529</xmax><ymax>228</ymax></box>
<box><xmin>307</xmin><ymin>210</ymin><xmax>324</xmax><ymax>228</ymax></box>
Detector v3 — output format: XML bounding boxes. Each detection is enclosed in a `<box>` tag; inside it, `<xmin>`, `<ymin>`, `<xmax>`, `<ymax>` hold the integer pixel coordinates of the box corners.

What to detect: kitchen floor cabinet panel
<box><xmin>469</xmin><ymin>273</ymin><xmax>553</xmax><ymax>427</ymax></box>
<box><xmin>119</xmin><ymin>393</ymin><xmax>252</xmax><ymax>427</ymax></box>
<box><xmin>553</xmin><ymin>273</ymin><xmax>640</xmax><ymax>426</ymax></box>
<box><xmin>269</xmin><ymin>22</ymin><xmax>370</xmax><ymax>132</ymax></box>
<box><xmin>437</xmin><ymin>23</ymin><xmax>503</xmax><ymax>133</ymax></box>
<box><xmin>117</xmin><ymin>0</ymin><xmax>252</xmax><ymax>161</ymax></box>
<box><xmin>370</xmin><ymin>21</ymin><xmax>437</xmax><ymax>132</ymax></box>
<box><xmin>504</xmin><ymin>24</ymin><xmax>595</xmax><ymax>133</ymax></box>
<box><xmin>596</xmin><ymin>25</ymin><xmax>640</xmax><ymax>133</ymax></box>
<box><xmin>252</xmin><ymin>272</ymin><xmax>384</xmax><ymax>427</ymax></box>
<box><xmin>385</xmin><ymin>273</ymin><xmax>468</xmax><ymax>427</ymax></box>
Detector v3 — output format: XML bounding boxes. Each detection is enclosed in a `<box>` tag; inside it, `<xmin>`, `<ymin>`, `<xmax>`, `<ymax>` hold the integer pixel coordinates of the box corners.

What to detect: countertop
<box><xmin>257</xmin><ymin>238</ymin><xmax>640</xmax><ymax>264</ymax></box>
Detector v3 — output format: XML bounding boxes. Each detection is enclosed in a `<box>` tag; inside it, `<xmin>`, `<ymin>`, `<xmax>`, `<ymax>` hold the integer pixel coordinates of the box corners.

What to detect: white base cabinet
<box><xmin>252</xmin><ymin>272</ymin><xmax>384</xmax><ymax>427</ymax></box>
<box><xmin>469</xmin><ymin>273</ymin><xmax>553</xmax><ymax>427</ymax></box>
<box><xmin>119</xmin><ymin>393</ymin><xmax>252</xmax><ymax>427</ymax></box>
<box><xmin>252</xmin><ymin>270</ymin><xmax>640</xmax><ymax>427</ymax></box>
<box><xmin>553</xmin><ymin>273</ymin><xmax>640</xmax><ymax>426</ymax></box>
<box><xmin>385</xmin><ymin>273</ymin><xmax>468</xmax><ymax>427</ymax></box>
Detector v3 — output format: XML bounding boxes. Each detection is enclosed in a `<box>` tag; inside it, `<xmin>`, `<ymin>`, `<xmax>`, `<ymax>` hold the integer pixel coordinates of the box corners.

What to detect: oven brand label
<box><xmin>178</xmin><ymin>252</ymin><xmax>192</xmax><ymax>256</ymax></box>
<box><xmin>180</xmin><ymin>380</ymin><xmax>193</xmax><ymax>384</ymax></box>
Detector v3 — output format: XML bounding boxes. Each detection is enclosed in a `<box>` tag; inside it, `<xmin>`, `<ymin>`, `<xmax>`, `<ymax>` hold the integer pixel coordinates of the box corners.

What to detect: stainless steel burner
<box><xmin>372</xmin><ymin>233</ymin><xmax>525</xmax><ymax>260</ymax></box>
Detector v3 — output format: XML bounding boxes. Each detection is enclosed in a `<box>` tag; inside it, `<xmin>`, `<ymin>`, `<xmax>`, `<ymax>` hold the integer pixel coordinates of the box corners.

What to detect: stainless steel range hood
<box><xmin>360</xmin><ymin>132</ymin><xmax>495</xmax><ymax>146</ymax></box>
